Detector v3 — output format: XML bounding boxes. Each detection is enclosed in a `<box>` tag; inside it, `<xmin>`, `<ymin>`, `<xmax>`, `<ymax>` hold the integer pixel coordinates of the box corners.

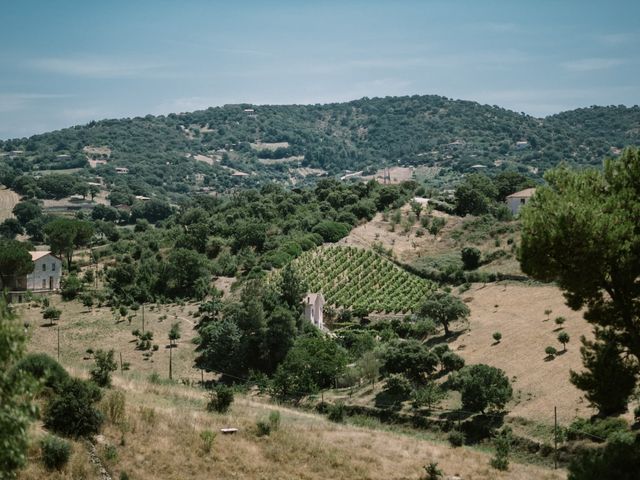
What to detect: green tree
<box><xmin>89</xmin><ymin>349</ymin><xmax>117</xmax><ymax>387</ymax></box>
<box><xmin>43</xmin><ymin>306</ymin><xmax>61</xmax><ymax>326</ymax></box>
<box><xmin>265</xmin><ymin>306</ymin><xmax>297</xmax><ymax>372</ymax></box>
<box><xmin>418</xmin><ymin>291</ymin><xmax>470</xmax><ymax>336</ymax></box>
<box><xmin>412</xmin><ymin>380</ymin><xmax>446</xmax><ymax>412</ymax></box>
<box><xmin>168</xmin><ymin>322</ymin><xmax>181</xmax><ymax>380</ymax></box>
<box><xmin>0</xmin><ymin>297</ymin><xmax>37</xmax><ymax>478</ymax></box>
<box><xmin>0</xmin><ymin>218</ymin><xmax>24</xmax><ymax>239</ymax></box>
<box><xmin>461</xmin><ymin>247</ymin><xmax>481</xmax><ymax>270</ymax></box>
<box><xmin>450</xmin><ymin>364</ymin><xmax>513</xmax><ymax>413</ymax></box>
<box><xmin>0</xmin><ymin>240</ymin><xmax>33</xmax><ymax>289</ymax></box>
<box><xmin>12</xmin><ymin>200</ymin><xmax>42</xmax><ymax>226</ymax></box>
<box><xmin>520</xmin><ymin>149</ymin><xmax>640</xmax><ymax>413</ymax></box>
<box><xmin>44</xmin><ymin>218</ymin><xmax>94</xmax><ymax>269</ymax></box>
<box><xmin>568</xmin><ymin>432</ymin><xmax>640</xmax><ymax>480</ymax></box>
<box><xmin>195</xmin><ymin>318</ymin><xmax>243</xmax><ymax>375</ymax></box>
<box><xmin>454</xmin><ymin>174</ymin><xmax>498</xmax><ymax>216</ymax></box>
<box><xmin>558</xmin><ymin>331</ymin><xmax>570</xmax><ymax>351</ymax></box>
<box><xmin>43</xmin><ymin>378</ymin><xmax>103</xmax><ymax>438</ymax></box>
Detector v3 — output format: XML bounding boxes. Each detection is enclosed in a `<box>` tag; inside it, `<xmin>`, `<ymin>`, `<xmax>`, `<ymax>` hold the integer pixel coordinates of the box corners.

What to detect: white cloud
<box><xmin>27</xmin><ymin>56</ymin><xmax>168</xmax><ymax>78</ymax></box>
<box><xmin>597</xmin><ymin>33</ymin><xmax>637</xmax><ymax>46</ymax></box>
<box><xmin>562</xmin><ymin>58</ymin><xmax>626</xmax><ymax>72</ymax></box>
<box><xmin>0</xmin><ymin>93</ymin><xmax>74</xmax><ymax>112</ymax></box>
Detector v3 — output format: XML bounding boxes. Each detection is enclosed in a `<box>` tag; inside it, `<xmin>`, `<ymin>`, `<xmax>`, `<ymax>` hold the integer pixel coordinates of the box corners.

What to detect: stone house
<box><xmin>506</xmin><ymin>188</ymin><xmax>536</xmax><ymax>216</ymax></box>
<box><xmin>303</xmin><ymin>293</ymin><xmax>325</xmax><ymax>329</ymax></box>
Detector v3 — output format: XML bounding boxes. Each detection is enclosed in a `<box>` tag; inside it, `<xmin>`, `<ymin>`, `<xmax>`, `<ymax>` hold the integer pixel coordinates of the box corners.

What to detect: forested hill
<box><xmin>1</xmin><ymin>95</ymin><xmax>639</xmax><ymax>197</ymax></box>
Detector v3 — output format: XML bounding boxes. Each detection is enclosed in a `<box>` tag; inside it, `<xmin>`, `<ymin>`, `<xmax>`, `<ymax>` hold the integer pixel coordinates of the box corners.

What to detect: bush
<box><xmin>268</xmin><ymin>410</ymin><xmax>281</xmax><ymax>431</ymax></box>
<box><xmin>490</xmin><ymin>427</ymin><xmax>511</xmax><ymax>471</ymax></box>
<box><xmin>44</xmin><ymin>378</ymin><xmax>103</xmax><ymax>438</ymax></box>
<box><xmin>566</xmin><ymin>417</ymin><xmax>629</xmax><ymax>443</ymax></box>
<box><xmin>200</xmin><ymin>430</ymin><xmax>216</xmax><ymax>453</ymax></box>
<box><xmin>101</xmin><ymin>390</ymin><xmax>126</xmax><ymax>425</ymax></box>
<box><xmin>568</xmin><ymin>432</ymin><xmax>640</xmax><ymax>480</ymax></box>
<box><xmin>423</xmin><ymin>462</ymin><xmax>443</xmax><ymax>480</ymax></box>
<box><xmin>492</xmin><ymin>332</ymin><xmax>502</xmax><ymax>343</ymax></box>
<box><xmin>40</xmin><ymin>435</ymin><xmax>72</xmax><ymax>471</ymax></box>
<box><xmin>448</xmin><ymin>430</ymin><xmax>465</xmax><ymax>447</ymax></box>
<box><xmin>90</xmin><ymin>349</ymin><xmax>117</xmax><ymax>387</ymax></box>
<box><xmin>441</xmin><ymin>351</ymin><xmax>465</xmax><ymax>372</ymax></box>
<box><xmin>461</xmin><ymin>247</ymin><xmax>481</xmax><ymax>270</ymax></box>
<box><xmin>10</xmin><ymin>353</ymin><xmax>69</xmax><ymax>393</ymax></box>
<box><xmin>384</xmin><ymin>373</ymin><xmax>413</xmax><ymax>397</ymax></box>
<box><xmin>327</xmin><ymin>402</ymin><xmax>346</xmax><ymax>423</ymax></box>
<box><xmin>60</xmin><ymin>275</ymin><xmax>83</xmax><ymax>301</ymax></box>
<box><xmin>545</xmin><ymin>346</ymin><xmax>557</xmax><ymax>358</ymax></box>
<box><xmin>206</xmin><ymin>385</ymin><xmax>234</xmax><ymax>413</ymax></box>
<box><xmin>256</xmin><ymin>419</ymin><xmax>272</xmax><ymax>437</ymax></box>
<box><xmin>256</xmin><ymin>410</ymin><xmax>281</xmax><ymax>436</ymax></box>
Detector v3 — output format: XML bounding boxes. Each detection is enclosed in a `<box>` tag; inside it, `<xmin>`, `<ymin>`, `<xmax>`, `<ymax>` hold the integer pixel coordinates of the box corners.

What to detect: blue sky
<box><xmin>1</xmin><ymin>0</ymin><xmax>638</xmax><ymax>139</ymax></box>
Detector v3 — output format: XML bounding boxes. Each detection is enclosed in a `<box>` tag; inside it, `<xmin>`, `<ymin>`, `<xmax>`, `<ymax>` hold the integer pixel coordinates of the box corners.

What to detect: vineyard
<box><xmin>288</xmin><ymin>246</ymin><xmax>436</xmax><ymax>313</ymax></box>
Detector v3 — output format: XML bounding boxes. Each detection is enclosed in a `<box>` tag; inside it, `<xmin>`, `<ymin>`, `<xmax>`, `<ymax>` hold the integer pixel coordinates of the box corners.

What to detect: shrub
<box><xmin>545</xmin><ymin>346</ymin><xmax>557</xmax><ymax>358</ymax></box>
<box><xmin>268</xmin><ymin>410</ymin><xmax>281</xmax><ymax>431</ymax></box>
<box><xmin>423</xmin><ymin>462</ymin><xmax>443</xmax><ymax>480</ymax></box>
<box><xmin>490</xmin><ymin>427</ymin><xmax>511</xmax><ymax>471</ymax></box>
<box><xmin>44</xmin><ymin>378</ymin><xmax>103</xmax><ymax>438</ymax></box>
<box><xmin>256</xmin><ymin>419</ymin><xmax>272</xmax><ymax>437</ymax></box>
<box><xmin>448</xmin><ymin>430</ymin><xmax>465</xmax><ymax>447</ymax></box>
<box><xmin>566</xmin><ymin>417</ymin><xmax>629</xmax><ymax>443</ymax></box>
<box><xmin>492</xmin><ymin>332</ymin><xmax>502</xmax><ymax>343</ymax></box>
<box><xmin>461</xmin><ymin>247</ymin><xmax>481</xmax><ymax>270</ymax></box>
<box><xmin>327</xmin><ymin>402</ymin><xmax>346</xmax><ymax>423</ymax></box>
<box><xmin>384</xmin><ymin>373</ymin><xmax>413</xmax><ymax>397</ymax></box>
<box><xmin>101</xmin><ymin>390</ymin><xmax>126</xmax><ymax>425</ymax></box>
<box><xmin>555</xmin><ymin>316</ymin><xmax>566</xmax><ymax>326</ymax></box>
<box><xmin>200</xmin><ymin>430</ymin><xmax>216</xmax><ymax>453</ymax></box>
<box><xmin>90</xmin><ymin>349</ymin><xmax>117</xmax><ymax>387</ymax></box>
<box><xmin>40</xmin><ymin>435</ymin><xmax>72</xmax><ymax>471</ymax></box>
<box><xmin>441</xmin><ymin>351</ymin><xmax>465</xmax><ymax>372</ymax></box>
<box><xmin>568</xmin><ymin>432</ymin><xmax>640</xmax><ymax>480</ymax></box>
<box><xmin>10</xmin><ymin>353</ymin><xmax>69</xmax><ymax>393</ymax></box>
<box><xmin>206</xmin><ymin>385</ymin><xmax>234</xmax><ymax>413</ymax></box>
<box><xmin>60</xmin><ymin>275</ymin><xmax>83</xmax><ymax>301</ymax></box>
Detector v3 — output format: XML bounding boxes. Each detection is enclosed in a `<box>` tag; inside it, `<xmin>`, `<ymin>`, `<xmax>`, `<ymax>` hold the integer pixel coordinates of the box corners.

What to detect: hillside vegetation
<box><xmin>286</xmin><ymin>246</ymin><xmax>436</xmax><ymax>314</ymax></box>
<box><xmin>1</xmin><ymin>96</ymin><xmax>639</xmax><ymax>200</ymax></box>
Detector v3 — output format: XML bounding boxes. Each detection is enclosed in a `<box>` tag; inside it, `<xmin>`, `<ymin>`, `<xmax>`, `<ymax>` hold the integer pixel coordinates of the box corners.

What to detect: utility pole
<box><xmin>142</xmin><ymin>303</ymin><xmax>145</xmax><ymax>334</ymax></box>
<box><xmin>57</xmin><ymin>324</ymin><xmax>60</xmax><ymax>361</ymax></box>
<box><xmin>554</xmin><ymin>406</ymin><xmax>558</xmax><ymax>469</ymax></box>
<box><xmin>120</xmin><ymin>352</ymin><xmax>123</xmax><ymax>373</ymax></box>
<box><xmin>169</xmin><ymin>340</ymin><xmax>173</xmax><ymax>380</ymax></box>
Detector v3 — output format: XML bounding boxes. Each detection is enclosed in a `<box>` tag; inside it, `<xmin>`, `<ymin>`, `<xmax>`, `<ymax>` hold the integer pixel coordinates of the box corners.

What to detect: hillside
<box><xmin>1</xmin><ymin>96</ymin><xmax>639</xmax><ymax>201</ymax></box>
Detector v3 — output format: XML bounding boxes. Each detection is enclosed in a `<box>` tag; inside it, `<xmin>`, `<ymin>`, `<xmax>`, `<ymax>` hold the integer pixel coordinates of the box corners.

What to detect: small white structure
<box><xmin>506</xmin><ymin>188</ymin><xmax>536</xmax><ymax>216</ymax></box>
<box><xmin>515</xmin><ymin>140</ymin><xmax>530</xmax><ymax>150</ymax></box>
<box><xmin>26</xmin><ymin>252</ymin><xmax>63</xmax><ymax>291</ymax></box>
<box><xmin>115</xmin><ymin>167</ymin><xmax>129</xmax><ymax>174</ymax></box>
<box><xmin>303</xmin><ymin>293</ymin><xmax>325</xmax><ymax>329</ymax></box>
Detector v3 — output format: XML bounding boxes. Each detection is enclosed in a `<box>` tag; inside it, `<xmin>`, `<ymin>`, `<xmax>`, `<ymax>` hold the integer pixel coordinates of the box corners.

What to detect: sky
<box><xmin>1</xmin><ymin>0</ymin><xmax>638</xmax><ymax>139</ymax></box>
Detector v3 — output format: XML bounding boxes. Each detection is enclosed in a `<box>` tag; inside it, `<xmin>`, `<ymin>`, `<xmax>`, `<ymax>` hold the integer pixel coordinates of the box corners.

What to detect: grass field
<box><xmin>0</xmin><ymin>186</ymin><xmax>20</xmax><ymax>221</ymax></box>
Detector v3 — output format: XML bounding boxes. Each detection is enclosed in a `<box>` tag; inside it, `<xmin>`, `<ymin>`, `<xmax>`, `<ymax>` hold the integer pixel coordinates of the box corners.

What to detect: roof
<box><xmin>506</xmin><ymin>188</ymin><xmax>536</xmax><ymax>199</ymax></box>
<box><xmin>30</xmin><ymin>251</ymin><xmax>57</xmax><ymax>261</ymax></box>
<box><xmin>303</xmin><ymin>293</ymin><xmax>324</xmax><ymax>305</ymax></box>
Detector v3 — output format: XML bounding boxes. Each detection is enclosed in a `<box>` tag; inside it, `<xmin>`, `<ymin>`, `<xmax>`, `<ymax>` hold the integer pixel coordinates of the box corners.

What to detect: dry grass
<box><xmin>451</xmin><ymin>283</ymin><xmax>593</xmax><ymax>424</ymax></box>
<box><xmin>0</xmin><ymin>186</ymin><xmax>20</xmax><ymax>221</ymax></box>
<box><xmin>19</xmin><ymin>374</ymin><xmax>566</xmax><ymax>480</ymax></box>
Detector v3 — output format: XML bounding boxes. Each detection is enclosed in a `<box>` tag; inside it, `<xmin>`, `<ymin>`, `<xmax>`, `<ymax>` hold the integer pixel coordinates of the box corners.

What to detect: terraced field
<box><xmin>0</xmin><ymin>186</ymin><xmax>19</xmax><ymax>221</ymax></box>
<box><xmin>289</xmin><ymin>246</ymin><xmax>436</xmax><ymax>313</ymax></box>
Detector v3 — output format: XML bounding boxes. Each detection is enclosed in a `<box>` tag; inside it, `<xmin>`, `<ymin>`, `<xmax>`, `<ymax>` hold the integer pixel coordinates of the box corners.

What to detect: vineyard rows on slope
<box><xmin>289</xmin><ymin>246</ymin><xmax>436</xmax><ymax>313</ymax></box>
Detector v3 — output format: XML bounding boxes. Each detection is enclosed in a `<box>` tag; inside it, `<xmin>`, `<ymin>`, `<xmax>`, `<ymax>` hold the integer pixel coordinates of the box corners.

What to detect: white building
<box><xmin>26</xmin><ymin>252</ymin><xmax>63</xmax><ymax>291</ymax></box>
<box><xmin>506</xmin><ymin>188</ymin><xmax>536</xmax><ymax>216</ymax></box>
<box><xmin>303</xmin><ymin>293</ymin><xmax>325</xmax><ymax>329</ymax></box>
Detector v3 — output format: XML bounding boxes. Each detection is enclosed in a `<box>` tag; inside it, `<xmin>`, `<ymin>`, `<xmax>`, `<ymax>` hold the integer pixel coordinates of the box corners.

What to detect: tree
<box><xmin>0</xmin><ymin>218</ymin><xmax>24</xmax><ymax>239</ymax></box>
<box><xmin>569</xmin><ymin>335</ymin><xmax>637</xmax><ymax>416</ymax></box>
<box><xmin>0</xmin><ymin>296</ymin><xmax>37</xmax><ymax>477</ymax></box>
<box><xmin>195</xmin><ymin>318</ymin><xmax>243</xmax><ymax>376</ymax></box>
<box><xmin>490</xmin><ymin>427</ymin><xmax>512</xmax><ymax>471</ymax></box>
<box><xmin>265</xmin><ymin>306</ymin><xmax>297</xmax><ymax>372</ymax></box>
<box><xmin>0</xmin><ymin>239</ymin><xmax>33</xmax><ymax>289</ymax></box>
<box><xmin>410</xmin><ymin>200</ymin><xmax>423</xmax><ymax>219</ymax></box>
<box><xmin>450</xmin><ymin>364</ymin><xmax>512</xmax><ymax>413</ymax></box>
<box><xmin>520</xmin><ymin>149</ymin><xmax>640</xmax><ymax>408</ymax></box>
<box><xmin>418</xmin><ymin>291</ymin><xmax>470</xmax><ymax>336</ymax></box>
<box><xmin>558</xmin><ymin>331</ymin><xmax>570</xmax><ymax>351</ymax></box>
<box><xmin>276</xmin><ymin>263</ymin><xmax>307</xmax><ymax>311</ymax></box>
<box><xmin>454</xmin><ymin>174</ymin><xmax>498</xmax><ymax>216</ymax></box>
<box><xmin>461</xmin><ymin>247</ymin><xmax>481</xmax><ymax>271</ymax></box>
<box><xmin>412</xmin><ymin>381</ymin><xmax>446</xmax><ymax>412</ymax></box>
<box><xmin>44</xmin><ymin>218</ymin><xmax>94</xmax><ymax>269</ymax></box>
<box><xmin>271</xmin><ymin>336</ymin><xmax>347</xmax><ymax>401</ymax></box>
<box><xmin>383</xmin><ymin>339</ymin><xmax>439</xmax><ymax>383</ymax></box>
<box><xmin>12</xmin><ymin>200</ymin><xmax>42</xmax><ymax>226</ymax></box>
<box><xmin>168</xmin><ymin>322</ymin><xmax>181</xmax><ymax>380</ymax></box>
<box><xmin>89</xmin><ymin>349</ymin><xmax>117</xmax><ymax>387</ymax></box>
<box><xmin>493</xmin><ymin>332</ymin><xmax>502</xmax><ymax>344</ymax></box>
<box><xmin>43</xmin><ymin>306</ymin><xmax>61</xmax><ymax>326</ymax></box>
<box><xmin>88</xmin><ymin>184</ymin><xmax>100</xmax><ymax>201</ymax></box>
<box><xmin>568</xmin><ymin>432</ymin><xmax>640</xmax><ymax>480</ymax></box>
<box><xmin>43</xmin><ymin>378</ymin><xmax>103</xmax><ymax>438</ymax></box>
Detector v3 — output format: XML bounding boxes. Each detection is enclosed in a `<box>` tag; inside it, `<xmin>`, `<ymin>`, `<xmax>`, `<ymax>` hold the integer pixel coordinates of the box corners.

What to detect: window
<box><xmin>42</xmin><ymin>279</ymin><xmax>46</xmax><ymax>289</ymax></box>
<box><xmin>520</xmin><ymin>198</ymin><xmax>526</xmax><ymax>204</ymax></box>
<box><xmin>52</xmin><ymin>263</ymin><xmax>56</xmax><ymax>271</ymax></box>
<box><xmin>42</xmin><ymin>263</ymin><xmax>46</xmax><ymax>271</ymax></box>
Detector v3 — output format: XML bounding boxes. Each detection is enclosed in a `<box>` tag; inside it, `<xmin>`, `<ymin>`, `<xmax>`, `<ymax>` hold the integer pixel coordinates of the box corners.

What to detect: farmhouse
<box><xmin>0</xmin><ymin>251</ymin><xmax>62</xmax><ymax>302</ymax></box>
<box><xmin>506</xmin><ymin>188</ymin><xmax>536</xmax><ymax>216</ymax></box>
<box><xmin>303</xmin><ymin>293</ymin><xmax>325</xmax><ymax>329</ymax></box>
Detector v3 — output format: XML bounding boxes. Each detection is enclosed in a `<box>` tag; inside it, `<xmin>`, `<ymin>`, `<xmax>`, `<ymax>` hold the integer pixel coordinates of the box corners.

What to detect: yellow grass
<box><xmin>0</xmin><ymin>186</ymin><xmax>20</xmax><ymax>221</ymax></box>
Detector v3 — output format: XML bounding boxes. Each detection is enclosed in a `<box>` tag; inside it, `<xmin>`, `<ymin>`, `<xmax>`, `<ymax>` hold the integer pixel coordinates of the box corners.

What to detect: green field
<box><xmin>289</xmin><ymin>246</ymin><xmax>436</xmax><ymax>313</ymax></box>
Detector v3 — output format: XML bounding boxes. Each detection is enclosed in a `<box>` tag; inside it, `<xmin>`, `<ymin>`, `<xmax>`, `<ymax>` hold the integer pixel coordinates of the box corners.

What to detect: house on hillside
<box><xmin>0</xmin><ymin>251</ymin><xmax>63</xmax><ymax>302</ymax></box>
<box><xmin>506</xmin><ymin>188</ymin><xmax>536</xmax><ymax>216</ymax></box>
<box><xmin>303</xmin><ymin>293</ymin><xmax>325</xmax><ymax>329</ymax></box>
